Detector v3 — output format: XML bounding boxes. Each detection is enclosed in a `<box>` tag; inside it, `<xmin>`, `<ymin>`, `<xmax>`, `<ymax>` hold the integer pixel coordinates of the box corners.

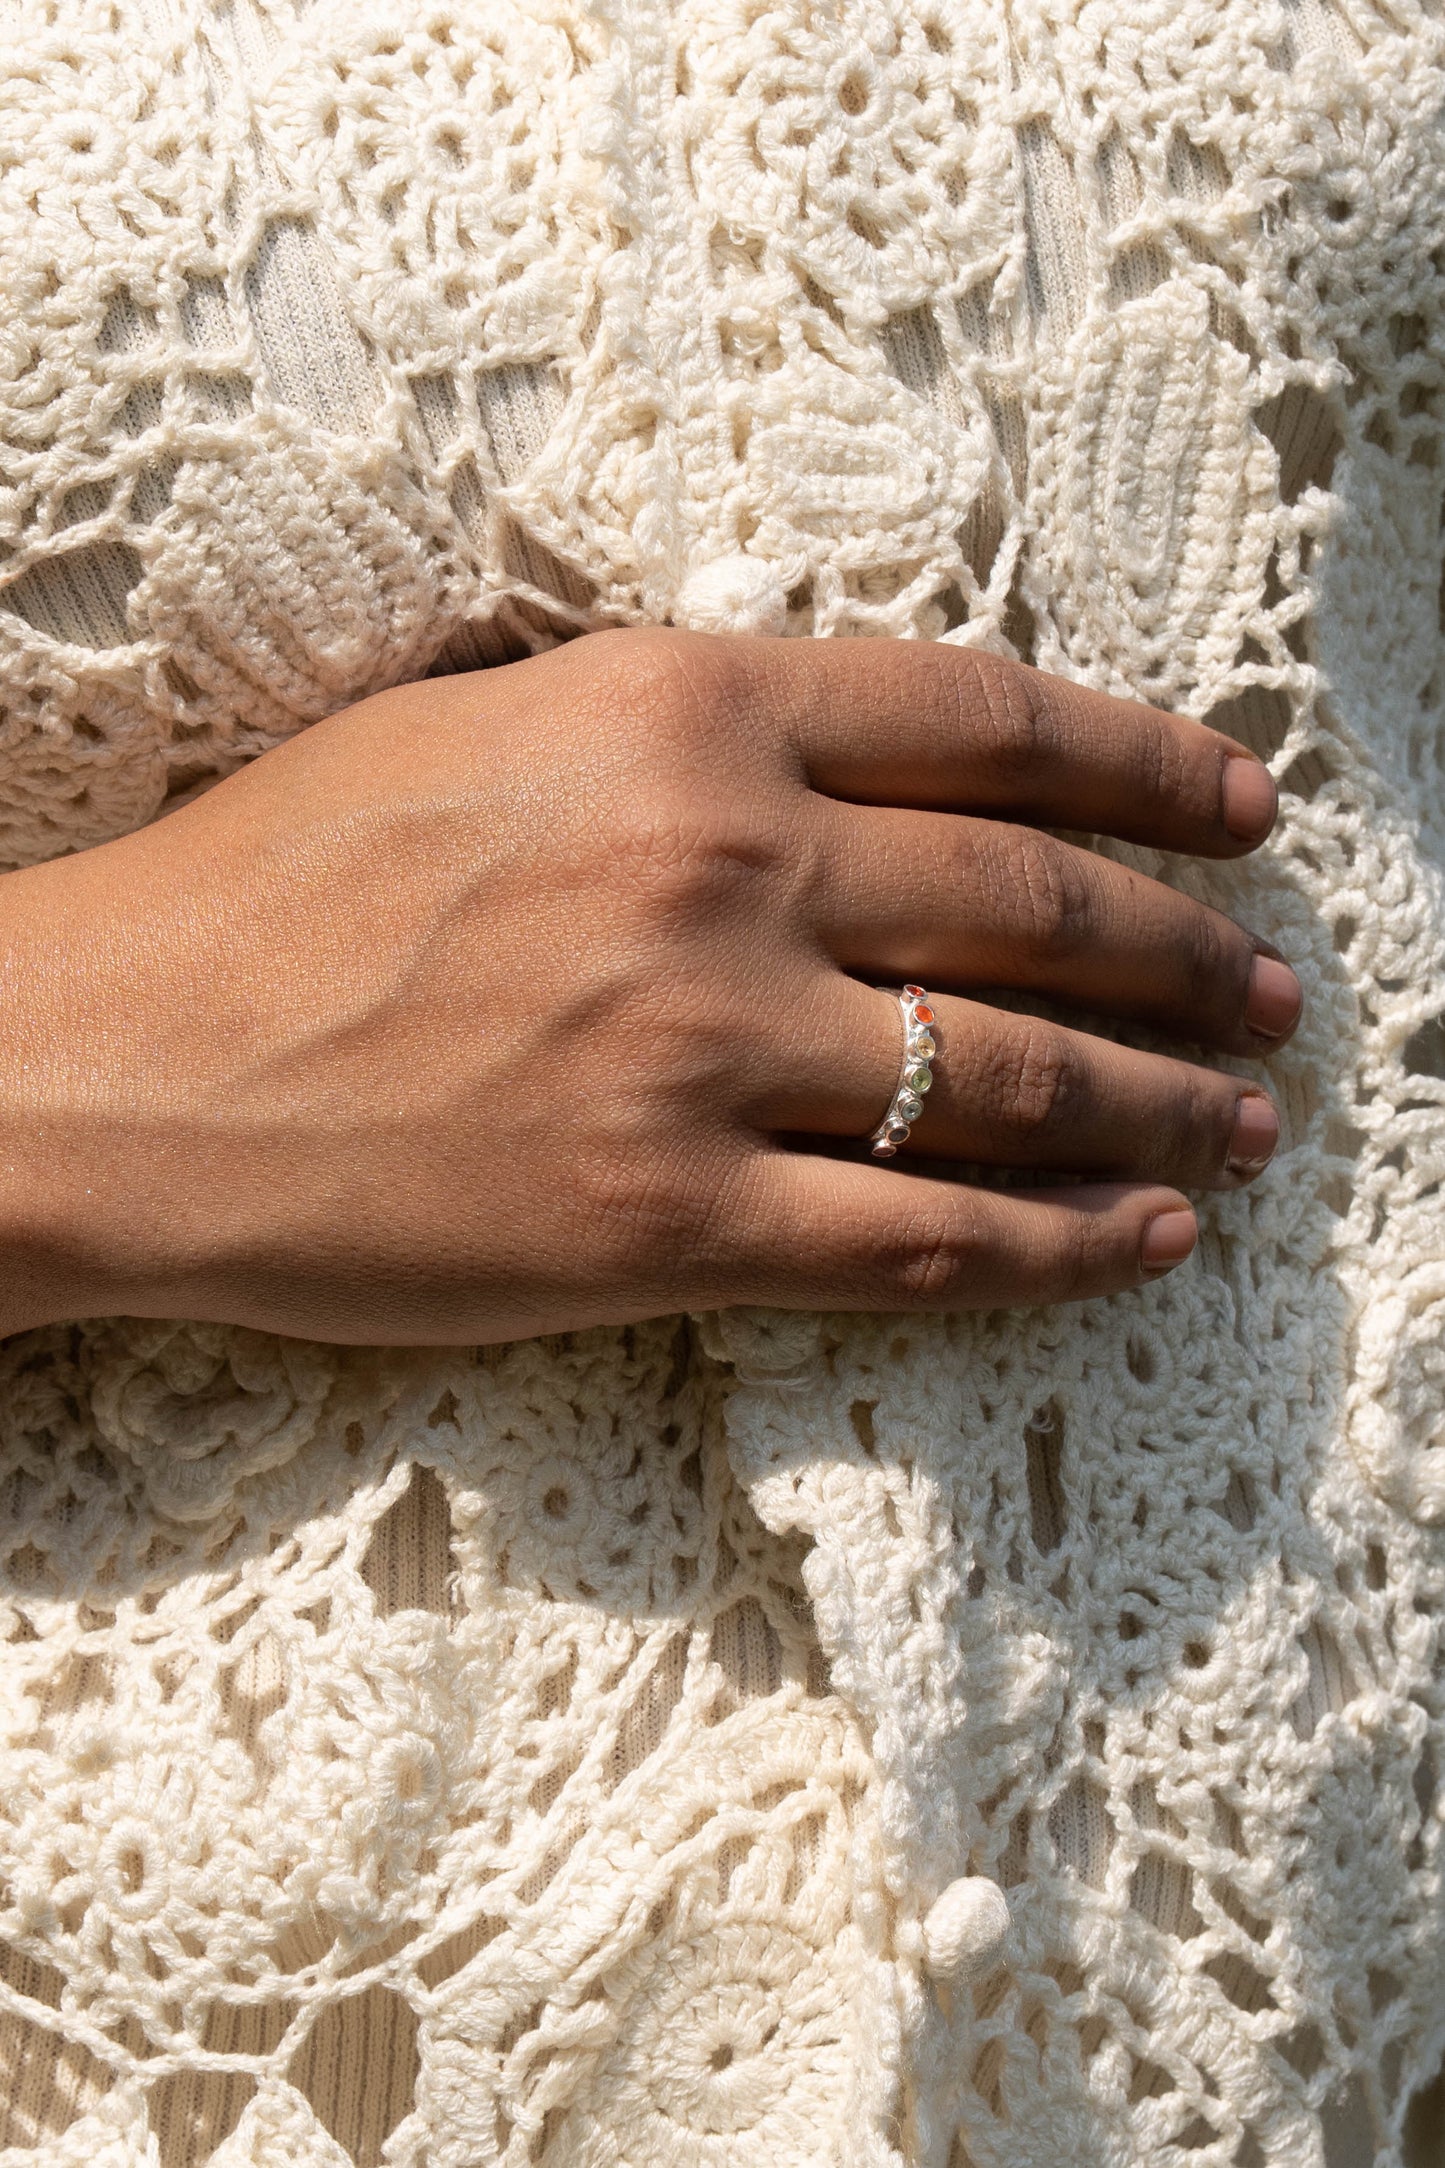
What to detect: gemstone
<box><xmin>897</xmin><ymin>1091</ymin><xmax>923</xmax><ymax>1122</ymax></box>
<box><xmin>913</xmin><ymin>1004</ymin><xmax>934</xmax><ymax>1025</ymax></box>
<box><xmin>903</xmin><ymin>983</ymin><xmax>927</xmax><ymax>999</ymax></box>
<box><xmin>907</xmin><ymin>1066</ymin><xmax>932</xmax><ymax>1093</ymax></box>
<box><xmin>871</xmin><ymin>1139</ymin><xmax>898</xmax><ymax>1159</ymax></box>
<box><xmin>910</xmin><ymin>1033</ymin><xmax>936</xmax><ymax>1059</ymax></box>
<box><xmin>885</xmin><ymin>1118</ymin><xmax>910</xmax><ymax>1142</ymax></box>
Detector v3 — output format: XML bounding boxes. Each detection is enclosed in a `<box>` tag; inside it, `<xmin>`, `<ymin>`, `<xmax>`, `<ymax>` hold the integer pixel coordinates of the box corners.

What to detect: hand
<box><xmin>0</xmin><ymin>630</ymin><xmax>1298</xmax><ymax>1344</ymax></box>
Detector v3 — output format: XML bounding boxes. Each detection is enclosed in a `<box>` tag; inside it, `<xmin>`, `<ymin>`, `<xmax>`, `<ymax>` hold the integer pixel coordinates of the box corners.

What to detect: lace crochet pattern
<box><xmin>0</xmin><ymin>1</ymin><xmax>1443</xmax><ymax>2163</ymax></box>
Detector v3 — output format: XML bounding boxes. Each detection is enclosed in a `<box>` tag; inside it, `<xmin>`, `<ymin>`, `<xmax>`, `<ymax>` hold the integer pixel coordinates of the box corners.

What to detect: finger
<box><xmin>813</xmin><ymin>803</ymin><xmax>1303</xmax><ymax>1053</ymax></box>
<box><xmin>763</xmin><ymin>983</ymin><xmax>1279</xmax><ymax>1189</ymax></box>
<box><xmin>719</xmin><ymin>1150</ymin><xmax>1198</xmax><ymax>1312</ymax></box>
<box><xmin>754</xmin><ymin>637</ymin><xmax>1277</xmax><ymax>854</ymax></box>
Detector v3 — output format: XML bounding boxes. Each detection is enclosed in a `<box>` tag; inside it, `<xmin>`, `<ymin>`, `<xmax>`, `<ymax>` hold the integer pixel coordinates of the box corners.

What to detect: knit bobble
<box><xmin>674</xmin><ymin>553</ymin><xmax>790</xmax><ymax>637</ymax></box>
<box><xmin>920</xmin><ymin>1878</ymin><xmax>1011</xmax><ymax>1983</ymax></box>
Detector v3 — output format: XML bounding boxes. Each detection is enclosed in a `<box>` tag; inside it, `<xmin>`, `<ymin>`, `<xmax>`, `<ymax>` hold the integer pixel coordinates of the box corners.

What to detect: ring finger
<box><xmin>765</xmin><ymin>978</ymin><xmax>1279</xmax><ymax>1191</ymax></box>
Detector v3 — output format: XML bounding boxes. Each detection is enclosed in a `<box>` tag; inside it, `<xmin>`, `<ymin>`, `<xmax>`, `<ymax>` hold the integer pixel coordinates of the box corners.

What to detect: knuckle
<box><xmin>1002</xmin><ymin>1023</ymin><xmax>1078</xmax><ymax>1141</ymax></box>
<box><xmin>580</xmin><ymin>625</ymin><xmax>698</xmax><ymax>716</ymax></box>
<box><xmin>1138</xmin><ymin>710</ymin><xmax>1185</xmax><ymax>806</ymax></box>
<box><xmin>574</xmin><ymin>1133</ymin><xmax>730</xmax><ymax>1284</ymax></box>
<box><xmin>574</xmin><ymin>628</ymin><xmax>756</xmax><ymax>763</ymax></box>
<box><xmin>602</xmin><ymin>792</ymin><xmax>791</xmax><ymax>924</ymax></box>
<box><xmin>967</xmin><ymin>655</ymin><xmax>1051</xmax><ymax>783</ymax></box>
<box><xmin>1006</xmin><ymin>828</ymin><xmax>1092</xmax><ymax>957</ymax></box>
<box><xmin>887</xmin><ymin>1207</ymin><xmax>980</xmax><ymax>1308</ymax></box>
<box><xmin>635</xmin><ymin>624</ymin><xmax>753</xmax><ymax>724</ymax></box>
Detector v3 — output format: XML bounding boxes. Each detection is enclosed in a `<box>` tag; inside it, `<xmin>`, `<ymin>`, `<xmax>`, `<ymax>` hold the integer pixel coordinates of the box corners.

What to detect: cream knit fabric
<box><xmin>0</xmin><ymin>0</ymin><xmax>1444</xmax><ymax>2164</ymax></box>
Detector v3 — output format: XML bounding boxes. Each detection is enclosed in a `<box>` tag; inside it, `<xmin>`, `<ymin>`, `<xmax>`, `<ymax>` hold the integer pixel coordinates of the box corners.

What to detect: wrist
<box><xmin>0</xmin><ymin>849</ymin><xmax>190</xmax><ymax>1336</ymax></box>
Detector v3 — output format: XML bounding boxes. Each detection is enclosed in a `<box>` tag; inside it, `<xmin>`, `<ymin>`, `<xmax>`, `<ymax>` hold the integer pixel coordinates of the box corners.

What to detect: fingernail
<box><xmin>1228</xmin><ymin>1090</ymin><xmax>1279</xmax><ymax>1177</ymax></box>
<box><xmin>1245</xmin><ymin>954</ymin><xmax>1303</xmax><ymax>1040</ymax></box>
<box><xmin>1221</xmin><ymin>755</ymin><xmax>1278</xmax><ymax>842</ymax></box>
<box><xmin>1141</xmin><ymin>1207</ymin><xmax>1198</xmax><ymax>1275</ymax></box>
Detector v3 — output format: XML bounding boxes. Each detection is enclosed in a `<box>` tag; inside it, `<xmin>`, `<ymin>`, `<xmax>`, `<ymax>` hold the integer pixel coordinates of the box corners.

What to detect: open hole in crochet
<box><xmin>410</xmin><ymin>370</ymin><xmax>461</xmax><ymax>464</ymax></box>
<box><xmin>361</xmin><ymin>1462</ymin><xmax>456</xmax><ymax>1620</ymax></box>
<box><xmin>97</xmin><ymin>287</ymin><xmax>159</xmax><ymax>354</ymax></box>
<box><xmin>879</xmin><ymin>301</ymin><xmax>1020</xmax><ymax>623</ymax></box>
<box><xmin>0</xmin><ymin>541</ymin><xmax>142</xmax><ymax>648</ymax></box>
<box><xmin>1023</xmin><ymin>1401</ymin><xmax>1067</xmax><ymax>1554</ymax></box>
<box><xmin>1164</xmin><ymin>128</ymin><xmax>1230</xmax><ymax>207</ymax></box>
<box><xmin>1403</xmin><ymin>1012</ymin><xmax>1445</xmax><ymax>1081</ymax></box>
<box><xmin>1253</xmin><ymin>382</ymin><xmax>1342</xmax><ymax>504</ymax></box>
<box><xmin>1126</xmin><ymin>2055</ymin><xmax>1176</xmax><ymax>2104</ymax></box>
<box><xmin>1290</xmin><ymin>1619</ymin><xmax>1358</xmax><ymax>1741</ymax></box>
<box><xmin>849</xmin><ymin>1400</ymin><xmax>879</xmax><ymax>1459</ymax></box>
<box><xmin>436</xmin><ymin>459</ymin><xmax>597</xmax><ymax>653</ymax></box>
<box><xmin>1202</xmin><ymin>682</ymin><xmax>1295</xmax><ymax>762</ymax></box>
<box><xmin>1211</xmin><ymin>1873</ymin><xmax>1270</xmax><ymax>1946</ymax></box>
<box><xmin>710</xmin><ymin>1596</ymin><xmax>783</xmax><ymax>1700</ymax></box>
<box><xmin>500</xmin><ymin>519</ymin><xmax>596</xmax><ymax>616</ymax></box>
<box><xmin>117</xmin><ymin>377</ymin><xmax>167</xmax><ymax>439</ymax></box>
<box><xmin>217</xmin><ymin>1625</ymin><xmax>288</xmax><ymax>1763</ymax></box>
<box><xmin>129</xmin><ymin>457</ymin><xmax>178</xmax><ymax>524</ymax></box>
<box><xmin>1019</xmin><ymin>118</ymin><xmax>1086</xmax><ymax>335</ymax></box>
<box><xmin>55</xmin><ymin>480</ymin><xmax>113</xmax><ymax>530</ymax></box>
<box><xmin>0</xmin><ymin>1945</ymin><xmax>113</xmax><ymax>2150</ymax></box>
<box><xmin>146</xmin><ymin>2066</ymin><xmax>254</xmax><ymax>2167</ymax></box>
<box><xmin>603</xmin><ymin>1633</ymin><xmax>689</xmax><ymax>1783</ymax></box>
<box><xmin>1108</xmin><ymin>238</ymin><xmax>1171</xmax><ymax>305</ymax></box>
<box><xmin>1404</xmin><ymin>2066</ymin><xmax>1445</xmax><ymax>2160</ymax></box>
<box><xmin>1130</xmin><ymin>1846</ymin><xmax>1204</xmax><ymax>1942</ymax></box>
<box><xmin>244</xmin><ymin>217</ymin><xmax>381</xmax><ymax>435</ymax></box>
<box><xmin>475</xmin><ymin>360</ymin><xmax>563</xmax><ymax>485</ymax></box>
<box><xmin>185</xmin><ymin>369</ymin><xmax>251</xmax><ymax>422</ymax></box>
<box><xmin>1047</xmin><ymin>1772</ymin><xmax>1113</xmax><ymax>1890</ymax></box>
<box><xmin>415</xmin><ymin>1914</ymin><xmax>506</xmax><ymax>1989</ymax></box>
<box><xmin>289</xmin><ymin>1984</ymin><xmax>419</xmax><ymax>2168</ymax></box>
<box><xmin>1129</xmin><ymin>1781</ymin><xmax>1206</xmax><ymax>1937</ymax></box>
<box><xmin>179</xmin><ymin>274</ymin><xmax>234</xmax><ymax>349</ymax></box>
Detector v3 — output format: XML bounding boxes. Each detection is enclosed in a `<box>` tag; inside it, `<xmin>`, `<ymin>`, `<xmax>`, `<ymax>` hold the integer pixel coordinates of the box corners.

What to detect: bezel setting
<box><xmin>868</xmin><ymin>986</ymin><xmax>939</xmax><ymax>1159</ymax></box>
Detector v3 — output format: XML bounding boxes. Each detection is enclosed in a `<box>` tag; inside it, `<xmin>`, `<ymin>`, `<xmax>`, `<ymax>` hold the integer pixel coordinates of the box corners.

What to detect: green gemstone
<box><xmin>908</xmin><ymin>1066</ymin><xmax>932</xmax><ymax>1093</ymax></box>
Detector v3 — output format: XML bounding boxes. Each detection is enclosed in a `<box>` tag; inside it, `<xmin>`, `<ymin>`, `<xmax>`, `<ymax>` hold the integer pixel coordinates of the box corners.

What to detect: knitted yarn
<box><xmin>0</xmin><ymin>2</ymin><xmax>1443</xmax><ymax>2164</ymax></box>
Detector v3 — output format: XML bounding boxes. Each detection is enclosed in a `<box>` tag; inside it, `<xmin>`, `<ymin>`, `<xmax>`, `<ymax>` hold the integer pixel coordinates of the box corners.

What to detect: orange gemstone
<box><xmin>913</xmin><ymin>1004</ymin><xmax>934</xmax><ymax>1024</ymax></box>
<box><xmin>903</xmin><ymin>983</ymin><xmax>926</xmax><ymax>999</ymax></box>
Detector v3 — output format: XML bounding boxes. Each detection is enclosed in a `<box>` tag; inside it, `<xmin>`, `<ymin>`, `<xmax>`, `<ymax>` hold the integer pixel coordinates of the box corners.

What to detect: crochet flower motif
<box><xmin>472</xmin><ymin>1415</ymin><xmax>708</xmax><ymax>1612</ymax></box>
<box><xmin>568</xmin><ymin>1919</ymin><xmax>858</xmax><ymax>2164</ymax></box>
<box><xmin>83</xmin><ymin>1320</ymin><xmax>343</xmax><ymax>1523</ymax></box>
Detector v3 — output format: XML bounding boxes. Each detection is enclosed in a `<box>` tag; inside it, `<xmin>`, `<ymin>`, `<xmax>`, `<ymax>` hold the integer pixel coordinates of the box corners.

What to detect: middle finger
<box><xmin>812</xmin><ymin>802</ymin><xmax>1303</xmax><ymax>1056</ymax></box>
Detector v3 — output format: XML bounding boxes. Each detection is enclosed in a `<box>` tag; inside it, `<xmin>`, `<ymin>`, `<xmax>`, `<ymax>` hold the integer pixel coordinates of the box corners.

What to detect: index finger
<box><xmin>761</xmin><ymin>639</ymin><xmax>1277</xmax><ymax>858</ymax></box>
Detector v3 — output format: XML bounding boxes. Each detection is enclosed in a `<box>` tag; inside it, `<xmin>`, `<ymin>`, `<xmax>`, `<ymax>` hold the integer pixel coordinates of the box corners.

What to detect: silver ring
<box><xmin>868</xmin><ymin>984</ymin><xmax>937</xmax><ymax>1158</ymax></box>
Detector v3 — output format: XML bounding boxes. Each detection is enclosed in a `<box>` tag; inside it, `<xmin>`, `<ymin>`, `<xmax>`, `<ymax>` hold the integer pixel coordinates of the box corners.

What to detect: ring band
<box><xmin>869</xmin><ymin>984</ymin><xmax>937</xmax><ymax>1158</ymax></box>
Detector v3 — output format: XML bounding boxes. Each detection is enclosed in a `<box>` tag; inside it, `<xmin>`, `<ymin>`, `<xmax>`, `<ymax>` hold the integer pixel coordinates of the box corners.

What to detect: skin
<box><xmin>0</xmin><ymin>629</ymin><xmax>1301</xmax><ymax>1345</ymax></box>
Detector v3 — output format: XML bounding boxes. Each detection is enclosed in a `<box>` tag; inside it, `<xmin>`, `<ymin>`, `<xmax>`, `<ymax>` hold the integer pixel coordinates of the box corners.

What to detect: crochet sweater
<box><xmin>0</xmin><ymin>1</ymin><xmax>1443</xmax><ymax>2163</ymax></box>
